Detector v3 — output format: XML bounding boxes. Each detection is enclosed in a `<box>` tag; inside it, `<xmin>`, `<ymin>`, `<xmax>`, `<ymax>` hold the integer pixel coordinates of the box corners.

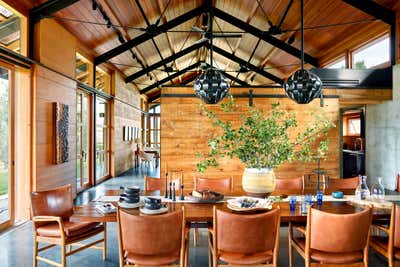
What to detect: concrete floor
<box><xmin>0</xmin><ymin>166</ymin><xmax>389</xmax><ymax>267</ymax></box>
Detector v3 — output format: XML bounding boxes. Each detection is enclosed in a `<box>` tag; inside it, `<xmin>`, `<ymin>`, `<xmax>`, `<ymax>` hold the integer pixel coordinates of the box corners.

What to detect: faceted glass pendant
<box><xmin>284</xmin><ymin>69</ymin><xmax>322</xmax><ymax>104</ymax></box>
<box><xmin>194</xmin><ymin>69</ymin><xmax>229</xmax><ymax>104</ymax></box>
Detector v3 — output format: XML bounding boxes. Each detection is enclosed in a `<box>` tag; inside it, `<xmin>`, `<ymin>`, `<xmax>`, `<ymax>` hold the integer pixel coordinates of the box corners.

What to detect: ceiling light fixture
<box><xmin>194</xmin><ymin>11</ymin><xmax>229</xmax><ymax>104</ymax></box>
<box><xmin>284</xmin><ymin>0</ymin><xmax>323</xmax><ymax>106</ymax></box>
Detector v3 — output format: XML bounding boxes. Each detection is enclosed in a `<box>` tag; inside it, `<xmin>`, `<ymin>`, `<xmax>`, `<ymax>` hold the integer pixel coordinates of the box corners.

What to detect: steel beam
<box><xmin>140</xmin><ymin>62</ymin><xmax>201</xmax><ymax>94</ymax></box>
<box><xmin>212</xmin><ymin>7</ymin><xmax>319</xmax><ymax>67</ymax></box>
<box><xmin>125</xmin><ymin>40</ymin><xmax>206</xmax><ymax>83</ymax></box>
<box><xmin>94</xmin><ymin>5</ymin><xmax>205</xmax><ymax>65</ymax></box>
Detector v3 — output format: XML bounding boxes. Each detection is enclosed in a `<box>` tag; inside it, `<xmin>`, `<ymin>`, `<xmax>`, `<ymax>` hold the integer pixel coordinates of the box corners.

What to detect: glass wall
<box><xmin>95</xmin><ymin>97</ymin><xmax>110</xmax><ymax>181</ymax></box>
<box><xmin>0</xmin><ymin>65</ymin><xmax>11</xmax><ymax>226</ymax></box>
<box><xmin>149</xmin><ymin>105</ymin><xmax>160</xmax><ymax>148</ymax></box>
<box><xmin>76</xmin><ymin>90</ymin><xmax>90</xmax><ymax>191</ymax></box>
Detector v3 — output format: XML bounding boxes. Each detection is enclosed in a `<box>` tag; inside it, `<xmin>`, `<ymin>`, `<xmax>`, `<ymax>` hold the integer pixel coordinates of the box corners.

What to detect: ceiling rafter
<box><xmin>140</xmin><ymin>61</ymin><xmax>201</xmax><ymax>94</ymax></box>
<box><xmin>212</xmin><ymin>6</ymin><xmax>319</xmax><ymax>67</ymax></box>
<box><xmin>94</xmin><ymin>5</ymin><xmax>206</xmax><ymax>65</ymax></box>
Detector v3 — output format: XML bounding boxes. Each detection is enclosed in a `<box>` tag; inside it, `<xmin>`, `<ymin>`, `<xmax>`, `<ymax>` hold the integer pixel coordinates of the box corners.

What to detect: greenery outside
<box><xmin>0</xmin><ymin>172</ymin><xmax>8</xmax><ymax>195</ymax></box>
<box><xmin>197</xmin><ymin>96</ymin><xmax>335</xmax><ymax>172</ymax></box>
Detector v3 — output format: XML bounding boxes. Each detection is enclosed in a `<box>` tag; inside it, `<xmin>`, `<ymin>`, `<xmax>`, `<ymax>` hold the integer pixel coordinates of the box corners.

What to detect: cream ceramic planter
<box><xmin>242</xmin><ymin>168</ymin><xmax>276</xmax><ymax>197</ymax></box>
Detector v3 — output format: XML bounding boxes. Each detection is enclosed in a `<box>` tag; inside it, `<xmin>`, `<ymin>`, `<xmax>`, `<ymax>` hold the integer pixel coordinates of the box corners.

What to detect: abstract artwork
<box><xmin>54</xmin><ymin>102</ymin><xmax>69</xmax><ymax>164</ymax></box>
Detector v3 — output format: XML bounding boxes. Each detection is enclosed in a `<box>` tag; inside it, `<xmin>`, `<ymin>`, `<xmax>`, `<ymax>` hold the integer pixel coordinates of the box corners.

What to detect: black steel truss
<box><xmin>94</xmin><ymin>5</ymin><xmax>206</xmax><ymax>65</ymax></box>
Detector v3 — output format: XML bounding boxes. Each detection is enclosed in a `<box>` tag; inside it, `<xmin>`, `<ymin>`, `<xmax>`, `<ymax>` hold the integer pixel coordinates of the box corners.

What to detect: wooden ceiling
<box><xmin>10</xmin><ymin>0</ymin><xmax>400</xmax><ymax>101</ymax></box>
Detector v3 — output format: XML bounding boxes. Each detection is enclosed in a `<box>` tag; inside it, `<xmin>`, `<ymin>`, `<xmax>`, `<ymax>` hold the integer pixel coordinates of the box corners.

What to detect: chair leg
<box><xmin>61</xmin><ymin>244</ymin><xmax>66</xmax><ymax>267</ymax></box>
<box><xmin>68</xmin><ymin>244</ymin><xmax>72</xmax><ymax>253</ymax></box>
<box><xmin>103</xmin><ymin>223</ymin><xmax>107</xmax><ymax>260</ymax></box>
<box><xmin>288</xmin><ymin>223</ymin><xmax>294</xmax><ymax>267</ymax></box>
<box><xmin>33</xmin><ymin>236</ymin><xmax>38</xmax><ymax>267</ymax></box>
<box><xmin>193</xmin><ymin>228</ymin><xmax>198</xmax><ymax>247</ymax></box>
<box><xmin>208</xmin><ymin>245</ymin><xmax>212</xmax><ymax>267</ymax></box>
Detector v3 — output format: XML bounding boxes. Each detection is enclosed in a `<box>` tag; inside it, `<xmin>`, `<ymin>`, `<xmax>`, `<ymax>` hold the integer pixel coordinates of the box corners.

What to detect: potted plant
<box><xmin>196</xmin><ymin>96</ymin><xmax>335</xmax><ymax>197</ymax></box>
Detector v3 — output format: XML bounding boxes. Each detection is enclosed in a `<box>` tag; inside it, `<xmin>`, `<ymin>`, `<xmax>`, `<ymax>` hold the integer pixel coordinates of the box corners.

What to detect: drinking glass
<box><xmin>316</xmin><ymin>191</ymin><xmax>323</xmax><ymax>205</ymax></box>
<box><xmin>289</xmin><ymin>196</ymin><xmax>297</xmax><ymax>211</ymax></box>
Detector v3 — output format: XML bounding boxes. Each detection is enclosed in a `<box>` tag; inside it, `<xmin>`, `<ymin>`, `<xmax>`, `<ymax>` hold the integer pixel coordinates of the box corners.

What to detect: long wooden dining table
<box><xmin>71</xmin><ymin>188</ymin><xmax>399</xmax><ymax>225</ymax></box>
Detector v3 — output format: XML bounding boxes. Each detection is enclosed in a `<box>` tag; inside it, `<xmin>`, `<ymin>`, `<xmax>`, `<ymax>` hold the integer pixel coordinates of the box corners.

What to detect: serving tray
<box><xmin>227</xmin><ymin>197</ymin><xmax>273</xmax><ymax>212</ymax></box>
<box><xmin>186</xmin><ymin>191</ymin><xmax>224</xmax><ymax>203</ymax></box>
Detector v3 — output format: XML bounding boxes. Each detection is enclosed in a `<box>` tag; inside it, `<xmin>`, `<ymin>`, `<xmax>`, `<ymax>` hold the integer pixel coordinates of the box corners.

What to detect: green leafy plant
<box><xmin>196</xmin><ymin>96</ymin><xmax>335</xmax><ymax>172</ymax></box>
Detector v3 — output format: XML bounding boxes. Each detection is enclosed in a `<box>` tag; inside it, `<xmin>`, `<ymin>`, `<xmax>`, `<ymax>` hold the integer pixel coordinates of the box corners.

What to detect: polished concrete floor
<box><xmin>0</xmin><ymin>166</ymin><xmax>389</xmax><ymax>267</ymax></box>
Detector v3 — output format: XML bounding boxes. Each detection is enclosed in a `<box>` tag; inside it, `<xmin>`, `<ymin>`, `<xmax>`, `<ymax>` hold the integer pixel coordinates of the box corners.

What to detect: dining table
<box><xmin>71</xmin><ymin>188</ymin><xmax>400</xmax><ymax>225</ymax></box>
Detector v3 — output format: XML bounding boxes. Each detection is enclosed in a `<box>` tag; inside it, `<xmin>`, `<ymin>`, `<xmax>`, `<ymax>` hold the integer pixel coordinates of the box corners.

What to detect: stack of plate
<box><xmin>119</xmin><ymin>186</ymin><xmax>143</xmax><ymax>208</ymax></box>
<box><xmin>140</xmin><ymin>197</ymin><xmax>168</xmax><ymax>215</ymax></box>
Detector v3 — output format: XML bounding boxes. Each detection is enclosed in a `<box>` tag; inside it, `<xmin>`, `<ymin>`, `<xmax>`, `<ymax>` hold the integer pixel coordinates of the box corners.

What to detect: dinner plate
<box><xmin>139</xmin><ymin>206</ymin><xmax>169</xmax><ymax>215</ymax></box>
<box><xmin>118</xmin><ymin>201</ymin><xmax>144</xmax><ymax>209</ymax></box>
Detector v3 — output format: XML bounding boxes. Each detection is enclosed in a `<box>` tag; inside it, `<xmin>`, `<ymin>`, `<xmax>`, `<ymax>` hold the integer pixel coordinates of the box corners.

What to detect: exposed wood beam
<box><xmin>94</xmin><ymin>5</ymin><xmax>205</xmax><ymax>65</ymax></box>
<box><xmin>125</xmin><ymin>40</ymin><xmax>206</xmax><ymax>83</ymax></box>
<box><xmin>206</xmin><ymin>43</ymin><xmax>284</xmax><ymax>84</ymax></box>
<box><xmin>140</xmin><ymin>62</ymin><xmax>201</xmax><ymax>94</ymax></box>
<box><xmin>212</xmin><ymin>7</ymin><xmax>319</xmax><ymax>67</ymax></box>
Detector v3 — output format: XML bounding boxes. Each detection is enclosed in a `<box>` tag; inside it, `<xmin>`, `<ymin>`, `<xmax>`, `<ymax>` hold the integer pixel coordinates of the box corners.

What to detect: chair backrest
<box><xmin>328</xmin><ymin>176</ymin><xmax>359</xmax><ymax>190</ymax></box>
<box><xmin>396</xmin><ymin>174</ymin><xmax>400</xmax><ymax>192</ymax></box>
<box><xmin>215</xmin><ymin>208</ymin><xmax>280</xmax><ymax>254</ymax></box>
<box><xmin>393</xmin><ymin>205</ymin><xmax>400</xmax><ymax>248</ymax></box>
<box><xmin>308</xmin><ymin>207</ymin><xmax>371</xmax><ymax>253</ymax></box>
<box><xmin>30</xmin><ymin>184</ymin><xmax>73</xmax><ymax>219</ymax></box>
<box><xmin>144</xmin><ymin>175</ymin><xmax>181</xmax><ymax>191</ymax></box>
<box><xmin>195</xmin><ymin>177</ymin><xmax>233</xmax><ymax>192</ymax></box>
<box><xmin>117</xmin><ymin>208</ymin><xmax>184</xmax><ymax>256</ymax></box>
<box><xmin>275</xmin><ymin>177</ymin><xmax>304</xmax><ymax>190</ymax></box>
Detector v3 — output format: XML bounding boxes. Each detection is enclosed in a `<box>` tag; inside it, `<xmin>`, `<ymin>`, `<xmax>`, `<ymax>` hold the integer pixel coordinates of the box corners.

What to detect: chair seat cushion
<box><xmin>36</xmin><ymin>220</ymin><xmax>102</xmax><ymax>238</ymax></box>
<box><xmin>218</xmin><ymin>250</ymin><xmax>273</xmax><ymax>265</ymax></box>
<box><xmin>370</xmin><ymin>235</ymin><xmax>400</xmax><ymax>260</ymax></box>
<box><xmin>125</xmin><ymin>252</ymin><xmax>179</xmax><ymax>266</ymax></box>
<box><xmin>294</xmin><ymin>237</ymin><xmax>363</xmax><ymax>264</ymax></box>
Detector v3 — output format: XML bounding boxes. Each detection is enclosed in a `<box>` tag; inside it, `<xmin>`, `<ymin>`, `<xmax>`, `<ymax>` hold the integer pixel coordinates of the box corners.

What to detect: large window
<box><xmin>0</xmin><ymin>3</ymin><xmax>22</xmax><ymax>54</ymax></box>
<box><xmin>352</xmin><ymin>36</ymin><xmax>390</xmax><ymax>69</ymax></box>
<box><xmin>95</xmin><ymin>67</ymin><xmax>111</xmax><ymax>94</ymax></box>
<box><xmin>326</xmin><ymin>57</ymin><xmax>346</xmax><ymax>69</ymax></box>
<box><xmin>149</xmin><ymin>105</ymin><xmax>160</xmax><ymax>148</ymax></box>
<box><xmin>76</xmin><ymin>53</ymin><xmax>93</xmax><ymax>86</ymax></box>
<box><xmin>95</xmin><ymin>97</ymin><xmax>110</xmax><ymax>181</ymax></box>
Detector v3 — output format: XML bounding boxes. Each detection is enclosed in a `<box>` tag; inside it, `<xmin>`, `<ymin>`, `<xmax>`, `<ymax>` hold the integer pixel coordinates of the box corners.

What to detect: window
<box><xmin>326</xmin><ymin>58</ymin><xmax>346</xmax><ymax>69</ymax></box>
<box><xmin>343</xmin><ymin>114</ymin><xmax>361</xmax><ymax>136</ymax></box>
<box><xmin>95</xmin><ymin>97</ymin><xmax>110</xmax><ymax>181</ymax></box>
<box><xmin>76</xmin><ymin>53</ymin><xmax>93</xmax><ymax>86</ymax></box>
<box><xmin>149</xmin><ymin>105</ymin><xmax>160</xmax><ymax>148</ymax></box>
<box><xmin>352</xmin><ymin>36</ymin><xmax>389</xmax><ymax>69</ymax></box>
<box><xmin>0</xmin><ymin>2</ymin><xmax>22</xmax><ymax>54</ymax></box>
<box><xmin>95</xmin><ymin>67</ymin><xmax>111</xmax><ymax>94</ymax></box>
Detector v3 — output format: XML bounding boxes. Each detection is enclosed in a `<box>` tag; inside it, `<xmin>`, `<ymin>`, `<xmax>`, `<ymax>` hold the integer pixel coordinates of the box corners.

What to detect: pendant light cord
<box><xmin>300</xmin><ymin>0</ymin><xmax>304</xmax><ymax>70</ymax></box>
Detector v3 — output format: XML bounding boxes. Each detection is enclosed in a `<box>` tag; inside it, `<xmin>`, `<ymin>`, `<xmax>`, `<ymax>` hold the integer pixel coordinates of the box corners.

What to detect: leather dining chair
<box><xmin>195</xmin><ymin>176</ymin><xmax>233</xmax><ymax>192</ymax></box>
<box><xmin>289</xmin><ymin>206</ymin><xmax>372</xmax><ymax>267</ymax></box>
<box><xmin>193</xmin><ymin>176</ymin><xmax>233</xmax><ymax>246</ymax></box>
<box><xmin>209</xmin><ymin>207</ymin><xmax>280</xmax><ymax>267</ymax></box>
<box><xmin>117</xmin><ymin>207</ymin><xmax>189</xmax><ymax>267</ymax></box>
<box><xmin>396</xmin><ymin>174</ymin><xmax>400</xmax><ymax>192</ymax></box>
<box><xmin>31</xmin><ymin>184</ymin><xmax>106</xmax><ymax>267</ymax></box>
<box><xmin>370</xmin><ymin>204</ymin><xmax>400</xmax><ymax>267</ymax></box>
<box><xmin>144</xmin><ymin>174</ymin><xmax>182</xmax><ymax>191</ymax></box>
<box><xmin>275</xmin><ymin>176</ymin><xmax>304</xmax><ymax>190</ymax></box>
<box><xmin>327</xmin><ymin>176</ymin><xmax>360</xmax><ymax>190</ymax></box>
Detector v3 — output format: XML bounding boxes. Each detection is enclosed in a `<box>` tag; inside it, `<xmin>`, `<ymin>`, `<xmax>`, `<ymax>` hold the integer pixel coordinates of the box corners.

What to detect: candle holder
<box><xmin>164</xmin><ymin>172</ymin><xmax>168</xmax><ymax>198</ymax></box>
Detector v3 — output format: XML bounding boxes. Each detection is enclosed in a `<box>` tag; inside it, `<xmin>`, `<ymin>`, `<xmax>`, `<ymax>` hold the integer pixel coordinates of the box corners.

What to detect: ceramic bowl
<box><xmin>332</xmin><ymin>191</ymin><xmax>344</xmax><ymax>199</ymax></box>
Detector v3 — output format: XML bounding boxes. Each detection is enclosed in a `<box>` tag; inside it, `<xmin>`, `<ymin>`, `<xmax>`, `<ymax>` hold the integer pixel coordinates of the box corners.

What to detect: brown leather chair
<box><xmin>209</xmin><ymin>207</ymin><xmax>280</xmax><ymax>267</ymax></box>
<box><xmin>117</xmin><ymin>207</ymin><xmax>188</xmax><ymax>267</ymax></box>
<box><xmin>327</xmin><ymin>176</ymin><xmax>359</xmax><ymax>190</ymax></box>
<box><xmin>275</xmin><ymin>177</ymin><xmax>304</xmax><ymax>190</ymax></box>
<box><xmin>144</xmin><ymin>174</ymin><xmax>182</xmax><ymax>191</ymax></box>
<box><xmin>195</xmin><ymin>176</ymin><xmax>233</xmax><ymax>192</ymax></box>
<box><xmin>289</xmin><ymin>206</ymin><xmax>372</xmax><ymax>267</ymax></box>
<box><xmin>31</xmin><ymin>184</ymin><xmax>105</xmax><ymax>267</ymax></box>
<box><xmin>370</xmin><ymin>204</ymin><xmax>400</xmax><ymax>267</ymax></box>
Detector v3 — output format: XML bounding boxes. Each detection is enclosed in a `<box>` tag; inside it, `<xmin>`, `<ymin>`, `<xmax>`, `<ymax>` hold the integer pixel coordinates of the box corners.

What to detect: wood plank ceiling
<box><xmin>14</xmin><ymin>0</ymin><xmax>399</xmax><ymax>101</ymax></box>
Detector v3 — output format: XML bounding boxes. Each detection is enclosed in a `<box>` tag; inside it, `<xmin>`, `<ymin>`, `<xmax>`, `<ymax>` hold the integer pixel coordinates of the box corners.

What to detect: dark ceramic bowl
<box><xmin>144</xmin><ymin>197</ymin><xmax>161</xmax><ymax>204</ymax></box>
<box><xmin>120</xmin><ymin>186</ymin><xmax>140</xmax><ymax>195</ymax></box>
<box><xmin>144</xmin><ymin>203</ymin><xmax>162</xmax><ymax>210</ymax></box>
<box><xmin>120</xmin><ymin>195</ymin><xmax>140</xmax><ymax>203</ymax></box>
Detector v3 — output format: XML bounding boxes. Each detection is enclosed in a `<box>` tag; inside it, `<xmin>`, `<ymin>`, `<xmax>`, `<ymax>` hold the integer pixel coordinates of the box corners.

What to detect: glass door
<box><xmin>0</xmin><ymin>64</ymin><xmax>13</xmax><ymax>229</ymax></box>
<box><xmin>95</xmin><ymin>97</ymin><xmax>110</xmax><ymax>182</ymax></box>
<box><xmin>76</xmin><ymin>90</ymin><xmax>91</xmax><ymax>191</ymax></box>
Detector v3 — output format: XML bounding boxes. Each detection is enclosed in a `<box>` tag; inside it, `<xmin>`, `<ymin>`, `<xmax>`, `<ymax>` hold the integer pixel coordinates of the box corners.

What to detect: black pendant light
<box><xmin>194</xmin><ymin>11</ymin><xmax>229</xmax><ymax>104</ymax></box>
<box><xmin>284</xmin><ymin>0</ymin><xmax>323</xmax><ymax>105</ymax></box>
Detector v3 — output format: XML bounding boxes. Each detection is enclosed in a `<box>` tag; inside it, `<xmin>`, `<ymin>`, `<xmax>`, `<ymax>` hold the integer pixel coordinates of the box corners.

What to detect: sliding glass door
<box><xmin>0</xmin><ymin>64</ymin><xmax>13</xmax><ymax>229</ymax></box>
<box><xmin>76</xmin><ymin>90</ymin><xmax>91</xmax><ymax>191</ymax></box>
<box><xmin>95</xmin><ymin>97</ymin><xmax>110</xmax><ymax>181</ymax></box>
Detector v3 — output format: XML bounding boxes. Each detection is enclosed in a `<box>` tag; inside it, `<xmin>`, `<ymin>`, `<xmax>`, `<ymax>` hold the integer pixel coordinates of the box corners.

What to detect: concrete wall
<box><xmin>366</xmin><ymin>65</ymin><xmax>400</xmax><ymax>189</ymax></box>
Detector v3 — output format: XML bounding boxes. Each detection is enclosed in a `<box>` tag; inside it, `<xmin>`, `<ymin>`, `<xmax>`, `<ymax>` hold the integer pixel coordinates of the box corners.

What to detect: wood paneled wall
<box><xmin>160</xmin><ymin>87</ymin><xmax>340</xmax><ymax>190</ymax></box>
<box><xmin>113</xmin><ymin>72</ymin><xmax>142</xmax><ymax>175</ymax></box>
<box><xmin>34</xmin><ymin>65</ymin><xmax>77</xmax><ymax>194</ymax></box>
